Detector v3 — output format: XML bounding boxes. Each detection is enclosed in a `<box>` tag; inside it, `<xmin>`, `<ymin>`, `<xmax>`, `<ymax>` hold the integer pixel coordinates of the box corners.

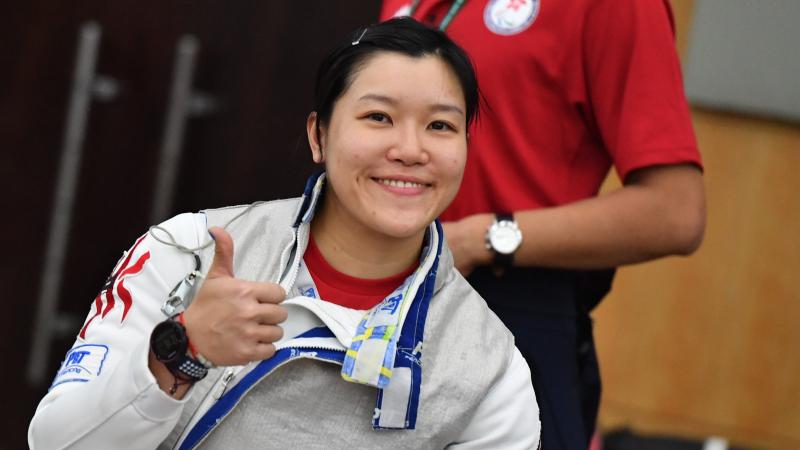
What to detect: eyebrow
<box><xmin>358</xmin><ymin>93</ymin><xmax>464</xmax><ymax>116</ymax></box>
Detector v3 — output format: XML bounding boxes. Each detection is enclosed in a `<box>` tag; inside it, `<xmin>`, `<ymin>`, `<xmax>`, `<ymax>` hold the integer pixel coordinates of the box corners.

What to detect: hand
<box><xmin>442</xmin><ymin>214</ymin><xmax>494</xmax><ymax>277</ymax></box>
<box><xmin>183</xmin><ymin>227</ymin><xmax>288</xmax><ymax>366</ymax></box>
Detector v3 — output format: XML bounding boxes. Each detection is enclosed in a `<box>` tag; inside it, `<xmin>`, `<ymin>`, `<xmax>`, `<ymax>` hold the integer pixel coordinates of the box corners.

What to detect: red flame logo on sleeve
<box><xmin>79</xmin><ymin>234</ymin><xmax>151</xmax><ymax>339</ymax></box>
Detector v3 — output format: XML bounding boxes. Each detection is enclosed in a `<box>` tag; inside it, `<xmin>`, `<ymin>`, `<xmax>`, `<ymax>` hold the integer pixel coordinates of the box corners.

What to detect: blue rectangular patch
<box><xmin>50</xmin><ymin>344</ymin><xmax>109</xmax><ymax>389</ymax></box>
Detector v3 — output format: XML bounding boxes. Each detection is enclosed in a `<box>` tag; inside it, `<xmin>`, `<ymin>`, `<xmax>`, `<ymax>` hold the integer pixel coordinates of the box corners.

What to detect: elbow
<box><xmin>670</xmin><ymin>201</ymin><xmax>706</xmax><ymax>256</ymax></box>
<box><xmin>28</xmin><ymin>417</ymin><xmax>44</xmax><ymax>450</ymax></box>
<box><xmin>631</xmin><ymin>163</ymin><xmax>707</xmax><ymax>258</ymax></box>
<box><xmin>674</xmin><ymin>216</ymin><xmax>705</xmax><ymax>255</ymax></box>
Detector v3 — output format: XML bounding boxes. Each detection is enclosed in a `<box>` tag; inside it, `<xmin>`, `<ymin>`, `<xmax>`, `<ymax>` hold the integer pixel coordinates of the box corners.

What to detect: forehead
<box><xmin>344</xmin><ymin>52</ymin><xmax>465</xmax><ymax>106</ymax></box>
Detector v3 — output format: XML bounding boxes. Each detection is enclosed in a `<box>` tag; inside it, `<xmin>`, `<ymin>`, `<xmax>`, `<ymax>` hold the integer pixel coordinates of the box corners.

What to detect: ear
<box><xmin>306</xmin><ymin>112</ymin><xmax>326</xmax><ymax>163</ymax></box>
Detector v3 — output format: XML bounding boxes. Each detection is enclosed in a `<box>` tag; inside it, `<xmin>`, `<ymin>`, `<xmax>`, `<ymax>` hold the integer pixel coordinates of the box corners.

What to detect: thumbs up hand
<box><xmin>182</xmin><ymin>227</ymin><xmax>288</xmax><ymax>366</ymax></box>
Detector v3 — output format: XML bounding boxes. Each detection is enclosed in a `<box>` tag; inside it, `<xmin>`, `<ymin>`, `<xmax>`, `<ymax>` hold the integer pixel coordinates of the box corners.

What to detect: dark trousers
<box><xmin>468</xmin><ymin>267</ymin><xmax>614</xmax><ymax>450</ymax></box>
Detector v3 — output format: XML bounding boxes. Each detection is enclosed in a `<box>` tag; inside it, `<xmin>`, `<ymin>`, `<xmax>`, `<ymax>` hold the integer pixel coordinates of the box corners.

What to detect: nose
<box><xmin>387</xmin><ymin>125</ymin><xmax>430</xmax><ymax>166</ymax></box>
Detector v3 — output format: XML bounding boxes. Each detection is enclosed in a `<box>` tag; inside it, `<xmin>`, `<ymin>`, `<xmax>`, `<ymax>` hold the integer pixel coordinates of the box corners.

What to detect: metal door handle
<box><xmin>150</xmin><ymin>35</ymin><xmax>218</xmax><ymax>224</ymax></box>
<box><xmin>27</xmin><ymin>21</ymin><xmax>120</xmax><ymax>385</ymax></box>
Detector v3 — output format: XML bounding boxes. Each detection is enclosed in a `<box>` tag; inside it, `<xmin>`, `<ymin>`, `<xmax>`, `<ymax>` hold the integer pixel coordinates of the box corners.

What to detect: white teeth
<box><xmin>377</xmin><ymin>178</ymin><xmax>425</xmax><ymax>188</ymax></box>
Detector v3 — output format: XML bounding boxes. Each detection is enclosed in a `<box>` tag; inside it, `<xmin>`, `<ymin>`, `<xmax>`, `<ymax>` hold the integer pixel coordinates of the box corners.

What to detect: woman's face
<box><xmin>309</xmin><ymin>52</ymin><xmax>468</xmax><ymax>240</ymax></box>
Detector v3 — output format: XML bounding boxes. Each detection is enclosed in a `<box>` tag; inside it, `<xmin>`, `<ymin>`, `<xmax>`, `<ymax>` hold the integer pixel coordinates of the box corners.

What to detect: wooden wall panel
<box><xmin>593</xmin><ymin>2</ymin><xmax>800</xmax><ymax>448</ymax></box>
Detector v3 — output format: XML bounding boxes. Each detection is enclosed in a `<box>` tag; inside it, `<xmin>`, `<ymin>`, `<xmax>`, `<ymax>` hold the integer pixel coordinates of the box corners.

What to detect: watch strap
<box><xmin>177</xmin><ymin>312</ymin><xmax>216</xmax><ymax>369</ymax></box>
<box><xmin>152</xmin><ymin>317</ymin><xmax>209</xmax><ymax>382</ymax></box>
<box><xmin>167</xmin><ymin>354</ymin><xmax>208</xmax><ymax>381</ymax></box>
<box><xmin>168</xmin><ymin>318</ymin><xmax>208</xmax><ymax>381</ymax></box>
<box><xmin>493</xmin><ymin>247</ymin><xmax>514</xmax><ymax>268</ymax></box>
<box><xmin>491</xmin><ymin>213</ymin><xmax>515</xmax><ymax>271</ymax></box>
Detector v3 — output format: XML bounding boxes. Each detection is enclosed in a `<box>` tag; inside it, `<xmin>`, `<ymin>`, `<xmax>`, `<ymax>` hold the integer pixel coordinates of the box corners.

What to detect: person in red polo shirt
<box><xmin>381</xmin><ymin>1</ymin><xmax>706</xmax><ymax>449</ymax></box>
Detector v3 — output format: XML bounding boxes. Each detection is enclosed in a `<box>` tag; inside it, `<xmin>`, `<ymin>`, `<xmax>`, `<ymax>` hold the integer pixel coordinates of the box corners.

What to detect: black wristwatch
<box><xmin>485</xmin><ymin>213</ymin><xmax>523</xmax><ymax>272</ymax></box>
<box><xmin>150</xmin><ymin>318</ymin><xmax>208</xmax><ymax>382</ymax></box>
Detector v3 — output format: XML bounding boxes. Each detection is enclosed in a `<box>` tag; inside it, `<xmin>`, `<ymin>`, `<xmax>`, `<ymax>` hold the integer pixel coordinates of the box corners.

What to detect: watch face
<box><xmin>151</xmin><ymin>321</ymin><xmax>187</xmax><ymax>363</ymax></box>
<box><xmin>490</xmin><ymin>222</ymin><xmax>522</xmax><ymax>254</ymax></box>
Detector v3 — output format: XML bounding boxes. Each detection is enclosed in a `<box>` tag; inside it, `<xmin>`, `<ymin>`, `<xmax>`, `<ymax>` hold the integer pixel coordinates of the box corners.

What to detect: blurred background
<box><xmin>1</xmin><ymin>1</ymin><xmax>797</xmax><ymax>448</ymax></box>
<box><xmin>594</xmin><ymin>1</ymin><xmax>800</xmax><ymax>449</ymax></box>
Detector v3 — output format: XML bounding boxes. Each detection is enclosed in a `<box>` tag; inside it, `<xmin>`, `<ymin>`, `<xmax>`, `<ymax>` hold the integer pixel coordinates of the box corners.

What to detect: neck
<box><xmin>310</xmin><ymin>200</ymin><xmax>424</xmax><ymax>280</ymax></box>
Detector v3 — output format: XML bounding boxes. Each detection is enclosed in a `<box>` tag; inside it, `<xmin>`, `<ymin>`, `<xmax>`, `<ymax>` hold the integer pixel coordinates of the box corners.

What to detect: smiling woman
<box><xmin>29</xmin><ymin>18</ymin><xmax>540</xmax><ymax>449</ymax></box>
<box><xmin>309</xmin><ymin>52</ymin><xmax>468</xmax><ymax>278</ymax></box>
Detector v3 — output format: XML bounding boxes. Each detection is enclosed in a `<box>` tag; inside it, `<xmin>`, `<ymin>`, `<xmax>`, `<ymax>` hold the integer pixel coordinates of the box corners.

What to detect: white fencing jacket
<box><xmin>29</xmin><ymin>173</ymin><xmax>540</xmax><ymax>449</ymax></box>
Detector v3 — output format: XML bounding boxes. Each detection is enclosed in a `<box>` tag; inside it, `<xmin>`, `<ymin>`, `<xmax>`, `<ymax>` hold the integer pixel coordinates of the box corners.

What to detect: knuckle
<box><xmin>243</xmin><ymin>326</ymin><xmax>259</xmax><ymax>342</ymax></box>
<box><xmin>238</xmin><ymin>283</ymin><xmax>254</xmax><ymax>299</ymax></box>
<box><xmin>261</xmin><ymin>344</ymin><xmax>276</xmax><ymax>359</ymax></box>
<box><xmin>233</xmin><ymin>348</ymin><xmax>250</xmax><ymax>363</ymax></box>
<box><xmin>245</xmin><ymin>348</ymin><xmax>259</xmax><ymax>361</ymax></box>
<box><xmin>241</xmin><ymin>303</ymin><xmax>259</xmax><ymax>320</ymax></box>
<box><xmin>263</xmin><ymin>304</ymin><xmax>288</xmax><ymax>323</ymax></box>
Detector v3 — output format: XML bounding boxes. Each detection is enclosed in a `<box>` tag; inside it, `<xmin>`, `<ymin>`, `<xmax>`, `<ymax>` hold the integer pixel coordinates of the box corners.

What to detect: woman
<box><xmin>29</xmin><ymin>18</ymin><xmax>539</xmax><ymax>449</ymax></box>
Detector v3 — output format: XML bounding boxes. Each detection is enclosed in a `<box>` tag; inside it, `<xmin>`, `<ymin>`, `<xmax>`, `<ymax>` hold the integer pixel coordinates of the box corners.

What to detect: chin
<box><xmin>373</xmin><ymin>215</ymin><xmax>432</xmax><ymax>240</ymax></box>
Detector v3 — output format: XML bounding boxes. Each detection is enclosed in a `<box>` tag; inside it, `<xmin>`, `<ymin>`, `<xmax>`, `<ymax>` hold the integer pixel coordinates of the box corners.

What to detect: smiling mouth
<box><xmin>373</xmin><ymin>178</ymin><xmax>431</xmax><ymax>188</ymax></box>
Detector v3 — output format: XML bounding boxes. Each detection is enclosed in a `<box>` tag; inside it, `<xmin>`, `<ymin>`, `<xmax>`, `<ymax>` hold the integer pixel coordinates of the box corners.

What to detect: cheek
<box><xmin>441</xmin><ymin>147</ymin><xmax>467</xmax><ymax>179</ymax></box>
<box><xmin>324</xmin><ymin>144</ymin><xmax>371</xmax><ymax>198</ymax></box>
<box><xmin>330</xmin><ymin>135</ymin><xmax>373</xmax><ymax>168</ymax></box>
<box><xmin>444</xmin><ymin>148</ymin><xmax>468</xmax><ymax>192</ymax></box>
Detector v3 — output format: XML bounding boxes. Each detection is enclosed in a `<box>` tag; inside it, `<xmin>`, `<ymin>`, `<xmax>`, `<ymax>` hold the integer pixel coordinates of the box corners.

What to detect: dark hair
<box><xmin>312</xmin><ymin>17</ymin><xmax>479</xmax><ymax>141</ymax></box>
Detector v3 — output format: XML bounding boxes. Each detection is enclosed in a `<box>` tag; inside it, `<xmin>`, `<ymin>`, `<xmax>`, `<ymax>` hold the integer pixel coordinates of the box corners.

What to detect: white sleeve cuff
<box><xmin>129</xmin><ymin>339</ymin><xmax>192</xmax><ymax>422</ymax></box>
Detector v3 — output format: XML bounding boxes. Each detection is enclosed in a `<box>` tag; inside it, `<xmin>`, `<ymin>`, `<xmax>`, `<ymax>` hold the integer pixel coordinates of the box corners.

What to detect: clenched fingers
<box><xmin>250</xmin><ymin>282</ymin><xmax>285</xmax><ymax>304</ymax></box>
<box><xmin>253</xmin><ymin>342</ymin><xmax>277</xmax><ymax>361</ymax></box>
<box><xmin>251</xmin><ymin>324</ymin><xmax>284</xmax><ymax>344</ymax></box>
<box><xmin>250</xmin><ymin>303</ymin><xmax>288</xmax><ymax>325</ymax></box>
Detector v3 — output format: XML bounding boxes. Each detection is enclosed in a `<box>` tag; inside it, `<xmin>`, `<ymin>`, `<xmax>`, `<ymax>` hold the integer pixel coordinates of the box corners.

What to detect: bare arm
<box><xmin>443</xmin><ymin>164</ymin><xmax>705</xmax><ymax>274</ymax></box>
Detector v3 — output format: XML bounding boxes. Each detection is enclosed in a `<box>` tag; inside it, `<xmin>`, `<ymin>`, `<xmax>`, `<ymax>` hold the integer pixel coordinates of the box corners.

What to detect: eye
<box><xmin>367</xmin><ymin>112</ymin><xmax>390</xmax><ymax>123</ymax></box>
<box><xmin>429</xmin><ymin>120</ymin><xmax>456</xmax><ymax>132</ymax></box>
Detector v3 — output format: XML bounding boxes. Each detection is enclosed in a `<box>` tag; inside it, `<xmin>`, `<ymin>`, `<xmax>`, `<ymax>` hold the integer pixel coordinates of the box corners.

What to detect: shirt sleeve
<box><xmin>582</xmin><ymin>0</ymin><xmax>702</xmax><ymax>181</ymax></box>
<box><xmin>28</xmin><ymin>212</ymin><xmax>209</xmax><ymax>450</ymax></box>
<box><xmin>450</xmin><ymin>347</ymin><xmax>541</xmax><ymax>449</ymax></box>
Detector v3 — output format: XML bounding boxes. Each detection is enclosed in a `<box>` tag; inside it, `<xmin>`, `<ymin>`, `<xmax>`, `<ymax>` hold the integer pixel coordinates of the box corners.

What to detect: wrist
<box><xmin>148</xmin><ymin>350</ymin><xmax>192</xmax><ymax>397</ymax></box>
<box><xmin>485</xmin><ymin>213</ymin><xmax>523</xmax><ymax>273</ymax></box>
<box><xmin>176</xmin><ymin>312</ymin><xmax>215</xmax><ymax>368</ymax></box>
<box><xmin>149</xmin><ymin>315</ymin><xmax>211</xmax><ymax>394</ymax></box>
<box><xmin>458</xmin><ymin>213</ymin><xmax>494</xmax><ymax>267</ymax></box>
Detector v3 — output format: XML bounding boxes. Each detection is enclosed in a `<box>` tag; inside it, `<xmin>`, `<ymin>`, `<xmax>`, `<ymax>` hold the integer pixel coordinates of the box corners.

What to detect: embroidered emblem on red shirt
<box><xmin>507</xmin><ymin>0</ymin><xmax>528</xmax><ymax>12</ymax></box>
<box><xmin>79</xmin><ymin>235</ymin><xmax>151</xmax><ymax>338</ymax></box>
<box><xmin>484</xmin><ymin>0</ymin><xmax>540</xmax><ymax>36</ymax></box>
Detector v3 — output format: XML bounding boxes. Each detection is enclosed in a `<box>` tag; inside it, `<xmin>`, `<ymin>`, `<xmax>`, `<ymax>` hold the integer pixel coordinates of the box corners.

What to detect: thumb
<box><xmin>207</xmin><ymin>227</ymin><xmax>235</xmax><ymax>278</ymax></box>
